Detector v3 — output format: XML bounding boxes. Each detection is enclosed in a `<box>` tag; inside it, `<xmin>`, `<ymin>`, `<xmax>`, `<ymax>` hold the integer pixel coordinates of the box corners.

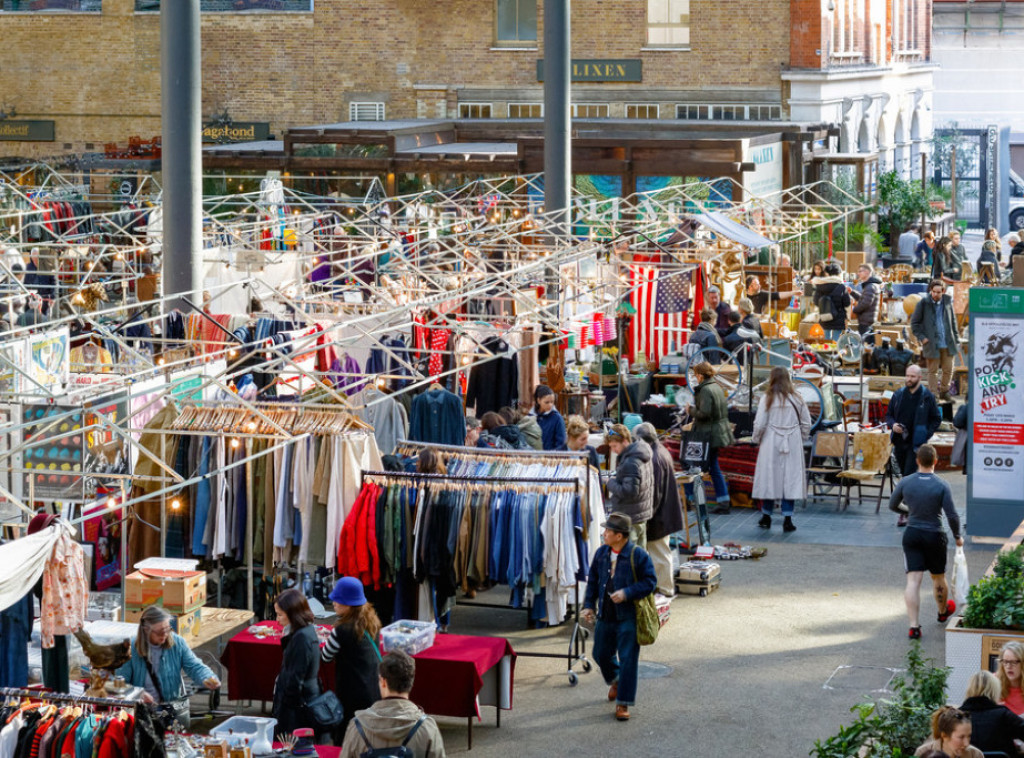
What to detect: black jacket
<box><xmin>850</xmin><ymin>276</ymin><xmax>883</xmax><ymax>328</ymax></box>
<box><xmin>274</xmin><ymin>623</ymin><xmax>321</xmax><ymax>733</ymax></box>
<box><xmin>910</xmin><ymin>294</ymin><xmax>959</xmax><ymax>360</ymax></box>
<box><xmin>466</xmin><ymin>336</ymin><xmax>519</xmax><ymax>416</ymax></box>
<box><xmin>322</xmin><ymin>622</ymin><xmax>381</xmax><ymax>739</ymax></box>
<box><xmin>492</xmin><ymin>424</ymin><xmax>532</xmax><ymax>449</ymax></box>
<box><xmin>885</xmin><ymin>385</ymin><xmax>941</xmax><ymax>449</ymax></box>
<box><xmin>741</xmin><ymin>313</ymin><xmax>763</xmax><ymax>339</ymax></box>
<box><xmin>723</xmin><ymin>324</ymin><xmax>759</xmax><ymax>363</ymax></box>
<box><xmin>606</xmin><ymin>440</ymin><xmax>654</xmax><ymax>524</ymax></box>
<box><xmin>813</xmin><ymin>276</ymin><xmax>851</xmax><ymax>331</ymax></box>
<box><xmin>959</xmin><ymin>695</ymin><xmax>1024</xmax><ymax>756</ymax></box>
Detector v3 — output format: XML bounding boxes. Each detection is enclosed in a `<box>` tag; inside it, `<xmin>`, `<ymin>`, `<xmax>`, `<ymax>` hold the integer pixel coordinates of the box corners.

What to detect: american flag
<box><xmin>628</xmin><ymin>266</ymin><xmax>697</xmax><ymax>363</ymax></box>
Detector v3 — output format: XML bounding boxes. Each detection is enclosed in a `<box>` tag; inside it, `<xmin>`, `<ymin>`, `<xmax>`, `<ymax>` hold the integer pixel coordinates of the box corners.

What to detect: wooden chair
<box><xmin>836</xmin><ymin>432</ymin><xmax>896</xmax><ymax>512</ymax></box>
<box><xmin>805</xmin><ymin>430</ymin><xmax>849</xmax><ymax>508</ymax></box>
<box><xmin>842</xmin><ymin>398</ymin><xmax>864</xmax><ymax>432</ymax></box>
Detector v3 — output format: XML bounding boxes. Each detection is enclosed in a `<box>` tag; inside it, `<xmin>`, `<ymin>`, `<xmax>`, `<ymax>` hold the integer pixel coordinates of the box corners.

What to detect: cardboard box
<box><xmin>125</xmin><ymin>606</ymin><xmax>202</xmax><ymax>637</ymax></box>
<box><xmin>125</xmin><ymin>570</ymin><xmax>206</xmax><ymax>613</ymax></box>
<box><xmin>1014</xmin><ymin>256</ymin><xmax>1024</xmax><ymax>287</ymax></box>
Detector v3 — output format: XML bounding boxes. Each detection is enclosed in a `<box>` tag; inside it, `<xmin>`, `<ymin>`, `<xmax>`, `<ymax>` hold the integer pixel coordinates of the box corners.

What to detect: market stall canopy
<box><xmin>691</xmin><ymin>211</ymin><xmax>776</xmax><ymax>248</ymax></box>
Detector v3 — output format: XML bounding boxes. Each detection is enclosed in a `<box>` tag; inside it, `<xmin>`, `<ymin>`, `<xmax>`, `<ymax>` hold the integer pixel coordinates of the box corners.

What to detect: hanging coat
<box><xmin>751</xmin><ymin>392</ymin><xmax>811</xmax><ymax>500</ymax></box>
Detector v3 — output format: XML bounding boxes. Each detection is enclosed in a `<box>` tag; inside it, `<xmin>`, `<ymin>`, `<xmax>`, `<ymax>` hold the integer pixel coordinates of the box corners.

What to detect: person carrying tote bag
<box><xmin>273</xmin><ymin>589</ymin><xmax>327</xmax><ymax>734</ymax></box>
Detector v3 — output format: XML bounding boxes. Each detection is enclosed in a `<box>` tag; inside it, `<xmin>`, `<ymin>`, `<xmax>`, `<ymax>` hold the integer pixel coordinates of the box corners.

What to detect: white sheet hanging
<box><xmin>0</xmin><ymin>524</ymin><xmax>62</xmax><ymax>613</ymax></box>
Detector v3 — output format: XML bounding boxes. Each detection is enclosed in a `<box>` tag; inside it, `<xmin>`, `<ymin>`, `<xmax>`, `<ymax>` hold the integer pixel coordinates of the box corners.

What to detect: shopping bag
<box><xmin>950</xmin><ymin>429</ymin><xmax>967</xmax><ymax>468</ymax></box>
<box><xmin>951</xmin><ymin>546</ymin><xmax>969</xmax><ymax>609</ymax></box>
<box><xmin>681</xmin><ymin>430</ymin><xmax>711</xmax><ymax>470</ymax></box>
<box><xmin>629</xmin><ymin>549</ymin><xmax>659</xmax><ymax>646</ymax></box>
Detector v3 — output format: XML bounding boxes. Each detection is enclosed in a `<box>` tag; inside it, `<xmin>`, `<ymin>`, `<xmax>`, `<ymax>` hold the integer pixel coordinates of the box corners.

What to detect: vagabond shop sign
<box><xmin>536</xmin><ymin>59</ymin><xmax>642</xmax><ymax>82</ymax></box>
<box><xmin>201</xmin><ymin>122</ymin><xmax>271</xmax><ymax>143</ymax></box>
<box><xmin>0</xmin><ymin>121</ymin><xmax>55</xmax><ymax>142</ymax></box>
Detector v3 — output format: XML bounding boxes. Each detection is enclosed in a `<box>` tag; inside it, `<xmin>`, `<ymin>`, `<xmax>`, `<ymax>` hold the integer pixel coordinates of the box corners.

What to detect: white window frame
<box><xmin>572</xmin><ymin>103</ymin><xmax>610</xmax><ymax>118</ymax></box>
<box><xmin>626</xmin><ymin>104</ymin><xmax>660</xmax><ymax>119</ymax></box>
<box><xmin>675</xmin><ymin>103</ymin><xmax>781</xmax><ymax>121</ymax></box>
<box><xmin>508</xmin><ymin>103</ymin><xmax>543</xmax><ymax>118</ymax></box>
<box><xmin>458</xmin><ymin>103</ymin><xmax>494</xmax><ymax>119</ymax></box>
<box><xmin>349</xmin><ymin>102</ymin><xmax>386</xmax><ymax>122</ymax></box>
<box><xmin>646</xmin><ymin>0</ymin><xmax>690</xmax><ymax>48</ymax></box>
<box><xmin>494</xmin><ymin>0</ymin><xmax>538</xmax><ymax>46</ymax></box>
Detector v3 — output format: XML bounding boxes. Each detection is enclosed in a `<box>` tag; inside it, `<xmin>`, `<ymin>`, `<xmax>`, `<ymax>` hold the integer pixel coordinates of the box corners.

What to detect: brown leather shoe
<box><xmin>607</xmin><ymin>682</ymin><xmax>618</xmax><ymax>701</ymax></box>
<box><xmin>615</xmin><ymin>705</ymin><xmax>630</xmax><ymax>721</ymax></box>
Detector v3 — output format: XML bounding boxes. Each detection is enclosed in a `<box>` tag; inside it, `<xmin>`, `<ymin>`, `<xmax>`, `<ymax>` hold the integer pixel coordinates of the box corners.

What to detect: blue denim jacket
<box><xmin>116</xmin><ymin>633</ymin><xmax>214</xmax><ymax>701</ymax></box>
<box><xmin>584</xmin><ymin>542</ymin><xmax>657</xmax><ymax>622</ymax></box>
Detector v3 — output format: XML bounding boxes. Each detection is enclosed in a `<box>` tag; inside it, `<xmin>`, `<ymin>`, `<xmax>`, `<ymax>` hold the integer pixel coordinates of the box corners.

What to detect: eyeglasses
<box><xmin>1002</xmin><ymin>658</ymin><xmax>1021</xmax><ymax>666</ymax></box>
<box><xmin>150</xmin><ymin>625</ymin><xmax>171</xmax><ymax>637</ymax></box>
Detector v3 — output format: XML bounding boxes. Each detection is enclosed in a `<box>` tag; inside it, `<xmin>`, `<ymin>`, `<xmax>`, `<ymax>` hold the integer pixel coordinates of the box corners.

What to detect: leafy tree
<box><xmin>876</xmin><ymin>171</ymin><xmax>943</xmax><ymax>253</ymax></box>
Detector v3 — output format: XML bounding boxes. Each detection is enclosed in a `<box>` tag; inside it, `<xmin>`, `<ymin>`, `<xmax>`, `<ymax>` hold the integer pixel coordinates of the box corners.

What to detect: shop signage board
<box><xmin>26</xmin><ymin>327</ymin><xmax>69</xmax><ymax>396</ymax></box>
<box><xmin>0</xmin><ymin>121</ymin><xmax>55</xmax><ymax>142</ymax></box>
<box><xmin>968</xmin><ymin>288</ymin><xmax>1024</xmax><ymax>536</ymax></box>
<box><xmin>742</xmin><ymin>141</ymin><xmax>784</xmax><ymax>198</ymax></box>
<box><xmin>536</xmin><ymin>59</ymin><xmax>642</xmax><ymax>82</ymax></box>
<box><xmin>201</xmin><ymin>122</ymin><xmax>271</xmax><ymax>143</ymax></box>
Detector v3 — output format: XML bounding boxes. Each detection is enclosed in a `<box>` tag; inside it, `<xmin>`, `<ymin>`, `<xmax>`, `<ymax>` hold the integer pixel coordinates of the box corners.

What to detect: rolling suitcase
<box><xmin>675</xmin><ymin>560</ymin><xmax>721</xmax><ymax>597</ymax></box>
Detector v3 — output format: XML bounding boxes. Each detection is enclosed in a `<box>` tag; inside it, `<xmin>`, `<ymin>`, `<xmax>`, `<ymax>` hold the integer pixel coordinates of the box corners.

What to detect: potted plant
<box><xmin>946</xmin><ymin>542</ymin><xmax>1024</xmax><ymax>701</ymax></box>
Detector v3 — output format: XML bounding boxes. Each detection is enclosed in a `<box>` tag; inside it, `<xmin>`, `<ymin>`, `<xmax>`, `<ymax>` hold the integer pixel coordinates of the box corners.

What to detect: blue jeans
<box><xmin>760</xmin><ymin>498</ymin><xmax>795</xmax><ymax>516</ymax></box>
<box><xmin>592</xmin><ymin>615</ymin><xmax>640</xmax><ymax>706</ymax></box>
<box><xmin>684</xmin><ymin>447</ymin><xmax>730</xmax><ymax>505</ymax></box>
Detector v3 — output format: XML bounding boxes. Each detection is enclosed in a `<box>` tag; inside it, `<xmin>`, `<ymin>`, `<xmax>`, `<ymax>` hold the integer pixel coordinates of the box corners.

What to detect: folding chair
<box><xmin>805</xmin><ymin>430</ymin><xmax>849</xmax><ymax>508</ymax></box>
<box><xmin>836</xmin><ymin>432</ymin><xmax>896</xmax><ymax>512</ymax></box>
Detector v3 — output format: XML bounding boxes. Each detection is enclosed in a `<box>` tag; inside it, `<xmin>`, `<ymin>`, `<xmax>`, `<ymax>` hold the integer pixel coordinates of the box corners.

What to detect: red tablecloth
<box><xmin>222</xmin><ymin>622</ymin><xmax>515</xmax><ymax>719</ymax></box>
<box><xmin>272</xmin><ymin>744</ymin><xmax>339</xmax><ymax>758</ymax></box>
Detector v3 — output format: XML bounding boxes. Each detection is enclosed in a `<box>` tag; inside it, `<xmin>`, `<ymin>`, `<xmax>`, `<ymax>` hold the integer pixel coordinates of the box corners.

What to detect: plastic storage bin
<box><xmin>379</xmin><ymin>619</ymin><xmax>436</xmax><ymax>656</ymax></box>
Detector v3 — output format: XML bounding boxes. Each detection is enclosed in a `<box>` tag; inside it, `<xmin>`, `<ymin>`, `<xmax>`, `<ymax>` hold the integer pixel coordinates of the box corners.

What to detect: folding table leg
<box><xmin>467</xmin><ymin>716</ymin><xmax>473</xmax><ymax>750</ymax></box>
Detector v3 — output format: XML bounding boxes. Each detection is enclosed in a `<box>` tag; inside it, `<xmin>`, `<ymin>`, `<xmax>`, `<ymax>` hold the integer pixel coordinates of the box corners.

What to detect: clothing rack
<box><xmin>0</xmin><ymin>686</ymin><xmax>138</xmax><ymax>710</ymax></box>
<box><xmin>393</xmin><ymin>440</ymin><xmax>590</xmax><ymax>462</ymax></box>
<box><xmin>358</xmin><ymin>467</ymin><xmax>590</xmax><ymax>686</ymax></box>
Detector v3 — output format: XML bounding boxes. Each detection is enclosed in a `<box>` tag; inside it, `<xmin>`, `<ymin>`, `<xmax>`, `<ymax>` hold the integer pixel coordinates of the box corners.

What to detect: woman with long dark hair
<box><xmin>321</xmin><ymin>577</ymin><xmax>382</xmax><ymax>743</ymax></box>
<box><xmin>751</xmin><ymin>367</ymin><xmax>811</xmax><ymax>532</ymax></box>
<box><xmin>272</xmin><ymin>589</ymin><xmax>321</xmax><ymax>734</ymax></box>
<box><xmin>932</xmin><ymin>236</ymin><xmax>962</xmax><ymax>282</ymax></box>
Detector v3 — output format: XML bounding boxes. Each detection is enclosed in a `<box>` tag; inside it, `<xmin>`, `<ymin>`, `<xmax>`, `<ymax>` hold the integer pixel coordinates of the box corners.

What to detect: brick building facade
<box><xmin>0</xmin><ymin>0</ymin><xmax>932</xmax><ymax>181</ymax></box>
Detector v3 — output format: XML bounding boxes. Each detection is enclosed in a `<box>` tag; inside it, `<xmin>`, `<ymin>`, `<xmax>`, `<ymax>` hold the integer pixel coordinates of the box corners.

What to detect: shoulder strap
<box><xmin>364</xmin><ymin>630</ymin><xmax>383</xmax><ymax>662</ymax></box>
<box><xmin>402</xmin><ymin>715</ymin><xmax>428</xmax><ymax>747</ymax></box>
<box><xmin>353</xmin><ymin>719</ymin><xmax>373</xmax><ymax>751</ymax></box>
<box><xmin>141</xmin><ymin>651</ymin><xmax>166</xmax><ymax>703</ymax></box>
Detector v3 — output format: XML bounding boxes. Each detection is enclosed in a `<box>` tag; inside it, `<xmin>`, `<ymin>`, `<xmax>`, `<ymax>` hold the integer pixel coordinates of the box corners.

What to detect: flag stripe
<box><xmin>628</xmin><ymin>265</ymin><xmax>691</xmax><ymax>364</ymax></box>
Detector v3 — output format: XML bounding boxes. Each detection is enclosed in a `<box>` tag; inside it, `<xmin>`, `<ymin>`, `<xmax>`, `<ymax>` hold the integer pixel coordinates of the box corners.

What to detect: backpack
<box><xmin>817</xmin><ymin>290</ymin><xmax>836</xmax><ymax>323</ymax></box>
<box><xmin>353</xmin><ymin>715</ymin><xmax>427</xmax><ymax>758</ymax></box>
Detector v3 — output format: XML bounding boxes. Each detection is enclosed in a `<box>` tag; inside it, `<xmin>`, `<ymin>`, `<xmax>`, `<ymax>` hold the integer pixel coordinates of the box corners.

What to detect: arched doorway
<box><xmin>857</xmin><ymin>120</ymin><xmax>871</xmax><ymax>153</ymax></box>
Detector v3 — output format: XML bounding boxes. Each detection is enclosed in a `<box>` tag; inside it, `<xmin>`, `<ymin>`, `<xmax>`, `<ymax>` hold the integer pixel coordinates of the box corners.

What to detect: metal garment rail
<box><xmin>361</xmin><ymin>468</ymin><xmax>591</xmax><ymax>687</ymax></box>
<box><xmin>0</xmin><ymin>687</ymin><xmax>138</xmax><ymax>709</ymax></box>
<box><xmin>394</xmin><ymin>441</ymin><xmax>589</xmax><ymax>461</ymax></box>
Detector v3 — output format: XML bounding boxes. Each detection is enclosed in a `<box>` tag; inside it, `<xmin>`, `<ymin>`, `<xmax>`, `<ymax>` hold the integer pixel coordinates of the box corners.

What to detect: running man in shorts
<box><xmin>888</xmin><ymin>443</ymin><xmax>964</xmax><ymax>640</ymax></box>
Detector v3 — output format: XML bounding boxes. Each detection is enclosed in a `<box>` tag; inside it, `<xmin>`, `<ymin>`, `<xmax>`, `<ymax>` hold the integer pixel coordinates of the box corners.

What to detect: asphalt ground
<box><xmin>202</xmin><ymin>469</ymin><xmax>999</xmax><ymax>757</ymax></box>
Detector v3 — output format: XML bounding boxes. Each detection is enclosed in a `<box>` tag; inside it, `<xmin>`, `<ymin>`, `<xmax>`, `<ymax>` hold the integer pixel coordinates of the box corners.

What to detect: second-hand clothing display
<box><xmin>409</xmin><ymin>388</ymin><xmax>464</xmax><ymax>447</ymax></box>
<box><xmin>466</xmin><ymin>335</ymin><xmax>519</xmax><ymax>416</ymax></box>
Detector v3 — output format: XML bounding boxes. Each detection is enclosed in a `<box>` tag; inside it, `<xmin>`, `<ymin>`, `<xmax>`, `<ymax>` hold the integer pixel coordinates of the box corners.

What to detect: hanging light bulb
<box><xmin>171</xmin><ymin>498</ymin><xmax>181</xmax><ymax>511</ymax></box>
<box><xmin>106</xmin><ymin>497</ymin><xmax>117</xmax><ymax>510</ymax></box>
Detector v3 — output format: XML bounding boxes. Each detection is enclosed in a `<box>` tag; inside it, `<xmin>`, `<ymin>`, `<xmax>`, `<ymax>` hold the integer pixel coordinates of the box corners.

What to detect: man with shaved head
<box><xmin>885</xmin><ymin>363</ymin><xmax>942</xmax><ymax>526</ymax></box>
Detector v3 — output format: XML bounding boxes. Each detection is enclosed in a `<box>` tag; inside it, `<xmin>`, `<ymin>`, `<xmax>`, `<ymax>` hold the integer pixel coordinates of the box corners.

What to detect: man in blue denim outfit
<box><xmin>581</xmin><ymin>512</ymin><xmax>657</xmax><ymax>722</ymax></box>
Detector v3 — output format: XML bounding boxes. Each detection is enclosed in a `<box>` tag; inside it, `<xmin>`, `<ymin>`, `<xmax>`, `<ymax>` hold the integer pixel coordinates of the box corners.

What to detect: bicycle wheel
<box><xmin>793</xmin><ymin>376</ymin><xmax>825</xmax><ymax>429</ymax></box>
<box><xmin>685</xmin><ymin>346</ymin><xmax>745</xmax><ymax>400</ymax></box>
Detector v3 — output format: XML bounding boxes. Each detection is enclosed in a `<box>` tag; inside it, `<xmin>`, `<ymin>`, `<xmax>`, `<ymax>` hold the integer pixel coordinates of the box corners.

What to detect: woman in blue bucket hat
<box><xmin>320</xmin><ymin>577</ymin><xmax>383</xmax><ymax>742</ymax></box>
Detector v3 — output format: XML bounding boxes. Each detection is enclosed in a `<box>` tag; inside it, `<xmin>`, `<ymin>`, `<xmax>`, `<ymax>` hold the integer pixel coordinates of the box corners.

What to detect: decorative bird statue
<box><xmin>73</xmin><ymin>628</ymin><xmax>132</xmax><ymax>697</ymax></box>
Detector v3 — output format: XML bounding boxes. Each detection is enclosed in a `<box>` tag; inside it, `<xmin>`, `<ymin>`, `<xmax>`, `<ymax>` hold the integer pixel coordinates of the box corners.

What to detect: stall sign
<box><xmin>26</xmin><ymin>327</ymin><xmax>69</xmax><ymax>396</ymax></box>
<box><xmin>201</xmin><ymin>122</ymin><xmax>271</xmax><ymax>143</ymax></box>
<box><xmin>83</xmin><ymin>392</ymin><xmax>129</xmax><ymax>495</ymax></box>
<box><xmin>536</xmin><ymin>59</ymin><xmax>642</xmax><ymax>82</ymax></box>
<box><xmin>0</xmin><ymin>121</ymin><xmax>55</xmax><ymax>142</ymax></box>
<box><xmin>23</xmin><ymin>404</ymin><xmax>83</xmax><ymax>501</ymax></box>
<box><xmin>0</xmin><ymin>337</ymin><xmax>26</xmax><ymax>394</ymax></box>
<box><xmin>743</xmin><ymin>141</ymin><xmax>784</xmax><ymax>198</ymax></box>
<box><xmin>82</xmin><ymin>502</ymin><xmax>122</xmax><ymax>591</ymax></box>
<box><xmin>970</xmin><ymin>314</ymin><xmax>1024</xmax><ymax>501</ymax></box>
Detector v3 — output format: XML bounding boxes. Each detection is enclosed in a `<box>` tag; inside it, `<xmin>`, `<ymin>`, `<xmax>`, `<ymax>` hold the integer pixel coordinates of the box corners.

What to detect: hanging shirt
<box><xmin>40</xmin><ymin>532</ymin><xmax>87</xmax><ymax>648</ymax></box>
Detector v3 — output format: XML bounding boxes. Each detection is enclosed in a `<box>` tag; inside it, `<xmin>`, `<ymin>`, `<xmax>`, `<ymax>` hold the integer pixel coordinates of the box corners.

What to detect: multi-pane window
<box><xmin>134</xmin><ymin>0</ymin><xmax>312</xmax><ymax>9</ymax></box>
<box><xmin>626</xmin><ymin>104</ymin><xmax>660</xmax><ymax>119</ymax></box>
<box><xmin>495</xmin><ymin>0</ymin><xmax>537</xmax><ymax>45</ymax></box>
<box><xmin>676</xmin><ymin>104</ymin><xmax>781</xmax><ymax>121</ymax></box>
<box><xmin>2</xmin><ymin>0</ymin><xmax>101</xmax><ymax>10</ymax></box>
<box><xmin>349</xmin><ymin>102</ymin><xmax>386</xmax><ymax>122</ymax></box>
<box><xmin>572</xmin><ymin>104</ymin><xmax>610</xmax><ymax>118</ymax></box>
<box><xmin>508</xmin><ymin>103</ymin><xmax>543</xmax><ymax>118</ymax></box>
<box><xmin>831</xmin><ymin>0</ymin><xmax>865</xmax><ymax>57</ymax></box>
<box><xmin>459</xmin><ymin>103</ymin><xmax>493</xmax><ymax>119</ymax></box>
<box><xmin>892</xmin><ymin>0</ymin><xmax>920</xmax><ymax>54</ymax></box>
<box><xmin>647</xmin><ymin>0</ymin><xmax>690</xmax><ymax>47</ymax></box>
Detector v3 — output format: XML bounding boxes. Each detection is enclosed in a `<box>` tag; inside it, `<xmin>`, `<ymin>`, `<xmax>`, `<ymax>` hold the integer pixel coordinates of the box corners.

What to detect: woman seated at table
<box><xmin>322</xmin><ymin>577</ymin><xmax>382</xmax><ymax>744</ymax></box>
<box><xmin>959</xmin><ymin>669</ymin><xmax>1024</xmax><ymax>756</ymax></box>
<box><xmin>116</xmin><ymin>605</ymin><xmax>220</xmax><ymax>728</ymax></box>
<box><xmin>997</xmin><ymin>641</ymin><xmax>1024</xmax><ymax>715</ymax></box>
<box><xmin>915</xmin><ymin>706</ymin><xmax>983</xmax><ymax>757</ymax></box>
<box><xmin>931</xmin><ymin>236</ymin><xmax>962</xmax><ymax>283</ymax></box>
<box><xmin>273</xmin><ymin>588</ymin><xmax>322</xmax><ymax>735</ymax></box>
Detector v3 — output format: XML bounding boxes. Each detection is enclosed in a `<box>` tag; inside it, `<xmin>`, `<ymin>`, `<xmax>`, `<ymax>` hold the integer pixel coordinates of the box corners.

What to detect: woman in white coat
<box><xmin>752</xmin><ymin>367</ymin><xmax>811</xmax><ymax>533</ymax></box>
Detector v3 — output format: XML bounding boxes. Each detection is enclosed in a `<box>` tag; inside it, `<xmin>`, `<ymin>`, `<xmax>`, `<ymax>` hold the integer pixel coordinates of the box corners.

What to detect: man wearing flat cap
<box><xmin>581</xmin><ymin>512</ymin><xmax>657</xmax><ymax>723</ymax></box>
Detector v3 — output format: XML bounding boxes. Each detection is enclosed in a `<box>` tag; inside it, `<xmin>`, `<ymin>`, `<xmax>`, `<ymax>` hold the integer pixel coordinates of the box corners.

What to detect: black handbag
<box><xmin>304</xmin><ymin>686</ymin><xmax>345</xmax><ymax>730</ymax></box>
<box><xmin>680</xmin><ymin>429</ymin><xmax>711</xmax><ymax>469</ymax></box>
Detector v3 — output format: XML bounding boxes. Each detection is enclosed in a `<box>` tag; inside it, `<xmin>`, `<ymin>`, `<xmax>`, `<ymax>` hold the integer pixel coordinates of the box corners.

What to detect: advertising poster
<box><xmin>971</xmin><ymin>316</ymin><xmax>1024</xmax><ymax>500</ymax></box>
<box><xmin>83</xmin><ymin>392</ymin><xmax>129</xmax><ymax>495</ymax></box>
<box><xmin>26</xmin><ymin>327</ymin><xmax>69</xmax><ymax>395</ymax></box>
<box><xmin>23</xmin><ymin>404</ymin><xmax>83</xmax><ymax>500</ymax></box>
<box><xmin>81</xmin><ymin>501</ymin><xmax>122</xmax><ymax>591</ymax></box>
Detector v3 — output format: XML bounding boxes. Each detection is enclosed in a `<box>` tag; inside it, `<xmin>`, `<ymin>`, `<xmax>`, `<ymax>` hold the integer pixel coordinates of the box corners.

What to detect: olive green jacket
<box><xmin>692</xmin><ymin>378</ymin><xmax>734</xmax><ymax>449</ymax></box>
